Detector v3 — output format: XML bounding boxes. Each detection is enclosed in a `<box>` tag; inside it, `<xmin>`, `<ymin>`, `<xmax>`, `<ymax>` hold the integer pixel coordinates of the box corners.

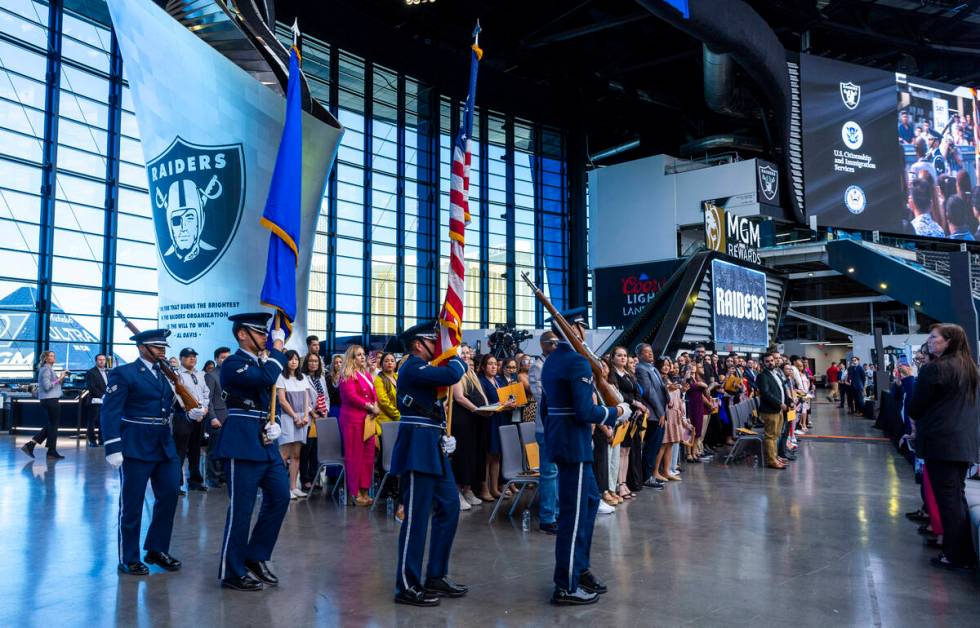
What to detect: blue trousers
<box><xmin>641</xmin><ymin>420</ymin><xmax>666</xmax><ymax>480</ymax></box>
<box><xmin>554</xmin><ymin>461</ymin><xmax>599</xmax><ymax>592</ymax></box>
<box><xmin>117</xmin><ymin>457</ymin><xmax>179</xmax><ymax>565</ymax></box>
<box><xmin>395</xmin><ymin>468</ymin><xmax>460</xmax><ymax>594</ymax></box>
<box><xmin>536</xmin><ymin>432</ymin><xmax>558</xmax><ymax>525</ymax></box>
<box><xmin>219</xmin><ymin>458</ymin><xmax>290</xmax><ymax>579</ymax></box>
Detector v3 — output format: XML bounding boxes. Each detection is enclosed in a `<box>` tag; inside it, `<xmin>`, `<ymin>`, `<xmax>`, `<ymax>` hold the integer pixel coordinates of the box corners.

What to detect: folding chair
<box><xmin>315</xmin><ymin>417</ymin><xmax>346</xmax><ymax>499</ymax></box>
<box><xmin>724</xmin><ymin>401</ymin><xmax>764</xmax><ymax>466</ymax></box>
<box><xmin>371</xmin><ymin>421</ymin><xmax>400</xmax><ymax>512</ymax></box>
<box><xmin>488</xmin><ymin>424</ymin><xmax>539</xmax><ymax>523</ymax></box>
<box><xmin>517</xmin><ymin>421</ymin><xmax>539</xmax><ymax>472</ymax></box>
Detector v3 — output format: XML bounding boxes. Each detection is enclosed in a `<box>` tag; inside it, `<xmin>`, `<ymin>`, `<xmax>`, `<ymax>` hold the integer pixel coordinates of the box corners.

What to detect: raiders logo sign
<box><xmin>146</xmin><ymin>137</ymin><xmax>246</xmax><ymax>284</ymax></box>
<box><xmin>839</xmin><ymin>81</ymin><xmax>860</xmax><ymax>110</ymax></box>
<box><xmin>757</xmin><ymin>163</ymin><xmax>778</xmax><ymax>202</ymax></box>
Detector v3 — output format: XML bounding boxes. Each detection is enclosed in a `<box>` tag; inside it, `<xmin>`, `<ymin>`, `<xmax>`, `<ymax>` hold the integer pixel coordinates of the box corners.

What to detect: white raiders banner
<box><xmin>106</xmin><ymin>0</ymin><xmax>341</xmax><ymax>351</ymax></box>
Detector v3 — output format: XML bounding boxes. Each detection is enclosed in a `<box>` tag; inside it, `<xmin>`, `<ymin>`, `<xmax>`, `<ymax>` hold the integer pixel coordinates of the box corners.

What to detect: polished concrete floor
<box><xmin>2</xmin><ymin>400</ymin><xmax>978</xmax><ymax>627</ymax></box>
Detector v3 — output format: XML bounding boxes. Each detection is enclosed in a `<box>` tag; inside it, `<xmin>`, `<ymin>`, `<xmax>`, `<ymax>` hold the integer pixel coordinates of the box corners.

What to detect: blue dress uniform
<box><xmin>101</xmin><ymin>329</ymin><xmax>181</xmax><ymax>574</ymax></box>
<box><xmin>392</xmin><ymin>321</ymin><xmax>467</xmax><ymax>606</ymax></box>
<box><xmin>540</xmin><ymin>309</ymin><xmax>620</xmax><ymax>604</ymax></box>
<box><xmin>213</xmin><ymin>313</ymin><xmax>291</xmax><ymax>590</ymax></box>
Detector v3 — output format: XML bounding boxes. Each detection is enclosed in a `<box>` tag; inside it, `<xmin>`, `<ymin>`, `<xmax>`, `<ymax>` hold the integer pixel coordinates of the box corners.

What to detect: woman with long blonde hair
<box><xmin>338</xmin><ymin>345</ymin><xmax>380</xmax><ymax>506</ymax></box>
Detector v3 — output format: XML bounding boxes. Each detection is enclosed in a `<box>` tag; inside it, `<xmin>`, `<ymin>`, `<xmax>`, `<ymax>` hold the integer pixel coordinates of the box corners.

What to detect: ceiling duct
<box><xmin>636</xmin><ymin>0</ymin><xmax>803</xmax><ymax>223</ymax></box>
<box><xmin>702</xmin><ymin>45</ymin><xmax>754</xmax><ymax>119</ymax></box>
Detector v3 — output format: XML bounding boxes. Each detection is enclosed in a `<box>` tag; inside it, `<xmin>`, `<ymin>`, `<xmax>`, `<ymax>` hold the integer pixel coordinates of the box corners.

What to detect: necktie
<box><xmin>152</xmin><ymin>363</ymin><xmax>164</xmax><ymax>387</ymax></box>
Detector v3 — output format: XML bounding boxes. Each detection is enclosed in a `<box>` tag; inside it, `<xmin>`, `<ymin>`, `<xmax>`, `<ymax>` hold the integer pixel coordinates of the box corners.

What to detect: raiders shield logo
<box><xmin>758</xmin><ymin>163</ymin><xmax>778</xmax><ymax>202</ymax></box>
<box><xmin>839</xmin><ymin>81</ymin><xmax>860</xmax><ymax>110</ymax></box>
<box><xmin>146</xmin><ymin>137</ymin><xmax>246</xmax><ymax>284</ymax></box>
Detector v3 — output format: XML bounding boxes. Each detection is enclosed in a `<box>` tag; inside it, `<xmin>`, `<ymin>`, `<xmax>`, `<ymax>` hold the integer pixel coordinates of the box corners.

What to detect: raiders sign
<box><xmin>757</xmin><ymin>163</ymin><xmax>778</xmax><ymax>202</ymax></box>
<box><xmin>147</xmin><ymin>137</ymin><xmax>245</xmax><ymax>284</ymax></box>
<box><xmin>839</xmin><ymin>81</ymin><xmax>860</xmax><ymax>110</ymax></box>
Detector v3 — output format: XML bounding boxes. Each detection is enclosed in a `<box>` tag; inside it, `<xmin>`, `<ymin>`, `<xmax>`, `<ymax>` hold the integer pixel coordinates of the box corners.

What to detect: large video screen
<box><xmin>801</xmin><ymin>54</ymin><xmax>978</xmax><ymax>241</ymax></box>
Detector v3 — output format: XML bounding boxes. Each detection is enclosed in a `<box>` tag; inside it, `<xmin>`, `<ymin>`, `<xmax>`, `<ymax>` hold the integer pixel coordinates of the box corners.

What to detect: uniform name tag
<box><xmin>580</xmin><ymin>376</ymin><xmax>593</xmax><ymax>385</ymax></box>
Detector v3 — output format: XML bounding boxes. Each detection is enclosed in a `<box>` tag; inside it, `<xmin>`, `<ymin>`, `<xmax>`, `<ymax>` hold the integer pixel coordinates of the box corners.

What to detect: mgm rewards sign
<box><xmin>703</xmin><ymin>200</ymin><xmax>762</xmax><ymax>264</ymax></box>
<box><xmin>106</xmin><ymin>0</ymin><xmax>342</xmax><ymax>351</ymax></box>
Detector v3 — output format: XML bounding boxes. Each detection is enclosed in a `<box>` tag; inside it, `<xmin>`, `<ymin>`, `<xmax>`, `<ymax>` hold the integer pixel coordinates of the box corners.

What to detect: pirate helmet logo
<box><xmin>839</xmin><ymin>81</ymin><xmax>860</xmax><ymax>110</ymax></box>
<box><xmin>146</xmin><ymin>137</ymin><xmax>245</xmax><ymax>284</ymax></box>
<box><xmin>758</xmin><ymin>163</ymin><xmax>778</xmax><ymax>202</ymax></box>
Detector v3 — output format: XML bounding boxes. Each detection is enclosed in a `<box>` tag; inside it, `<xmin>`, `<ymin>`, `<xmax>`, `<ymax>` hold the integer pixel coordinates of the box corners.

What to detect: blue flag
<box><xmin>260</xmin><ymin>46</ymin><xmax>303</xmax><ymax>337</ymax></box>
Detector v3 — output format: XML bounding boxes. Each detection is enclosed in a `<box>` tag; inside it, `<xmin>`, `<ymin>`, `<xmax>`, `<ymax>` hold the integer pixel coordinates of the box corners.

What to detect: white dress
<box><xmin>276</xmin><ymin>374</ymin><xmax>310</xmax><ymax>445</ymax></box>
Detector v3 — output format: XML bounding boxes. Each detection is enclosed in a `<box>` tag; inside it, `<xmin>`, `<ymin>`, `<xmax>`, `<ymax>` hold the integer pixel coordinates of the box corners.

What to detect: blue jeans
<box><xmin>536</xmin><ymin>431</ymin><xmax>559</xmax><ymax>525</ymax></box>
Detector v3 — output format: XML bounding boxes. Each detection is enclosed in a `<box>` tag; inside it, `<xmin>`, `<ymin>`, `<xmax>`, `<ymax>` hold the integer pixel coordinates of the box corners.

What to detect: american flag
<box><xmin>431</xmin><ymin>24</ymin><xmax>482</xmax><ymax>375</ymax></box>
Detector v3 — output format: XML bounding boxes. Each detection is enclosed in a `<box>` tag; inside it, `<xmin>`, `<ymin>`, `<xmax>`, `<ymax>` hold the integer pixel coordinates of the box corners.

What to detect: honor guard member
<box><xmin>102</xmin><ymin>328</ymin><xmax>197</xmax><ymax>575</ymax></box>
<box><xmin>213</xmin><ymin>312</ymin><xmax>291</xmax><ymax>592</ymax></box>
<box><xmin>540</xmin><ymin>308</ymin><xmax>630</xmax><ymax>605</ymax></box>
<box><xmin>392</xmin><ymin>321</ymin><xmax>468</xmax><ymax>607</ymax></box>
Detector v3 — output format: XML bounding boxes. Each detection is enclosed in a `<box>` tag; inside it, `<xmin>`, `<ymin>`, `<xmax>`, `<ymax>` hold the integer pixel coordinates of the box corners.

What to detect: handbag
<box><xmin>363</xmin><ymin>415</ymin><xmax>377</xmax><ymax>441</ymax></box>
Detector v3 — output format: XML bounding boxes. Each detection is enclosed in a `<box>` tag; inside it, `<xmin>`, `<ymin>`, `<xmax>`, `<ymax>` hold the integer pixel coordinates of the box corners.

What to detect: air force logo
<box><xmin>839</xmin><ymin>81</ymin><xmax>860</xmax><ymax>110</ymax></box>
<box><xmin>758</xmin><ymin>163</ymin><xmax>778</xmax><ymax>202</ymax></box>
<box><xmin>147</xmin><ymin>137</ymin><xmax>245</xmax><ymax>284</ymax></box>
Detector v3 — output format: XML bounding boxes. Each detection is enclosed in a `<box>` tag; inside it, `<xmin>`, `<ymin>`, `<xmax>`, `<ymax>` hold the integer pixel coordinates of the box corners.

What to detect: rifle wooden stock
<box><xmin>520</xmin><ymin>272</ymin><xmax>623</xmax><ymax>408</ymax></box>
<box><xmin>115</xmin><ymin>310</ymin><xmax>202</xmax><ymax>412</ymax></box>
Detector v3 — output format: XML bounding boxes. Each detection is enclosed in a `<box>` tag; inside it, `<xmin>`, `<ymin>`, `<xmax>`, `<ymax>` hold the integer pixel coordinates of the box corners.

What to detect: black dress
<box><xmin>451</xmin><ymin>381</ymin><xmax>488</xmax><ymax>490</ymax></box>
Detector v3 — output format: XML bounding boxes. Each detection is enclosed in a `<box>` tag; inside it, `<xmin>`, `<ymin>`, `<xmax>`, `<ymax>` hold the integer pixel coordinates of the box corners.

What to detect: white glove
<box><xmin>265</xmin><ymin>422</ymin><xmax>282</xmax><ymax>441</ymax></box>
<box><xmin>92</xmin><ymin>397</ymin><xmax>102</xmax><ymax>405</ymax></box>
<box><xmin>271</xmin><ymin>329</ymin><xmax>286</xmax><ymax>344</ymax></box>
<box><xmin>616</xmin><ymin>402</ymin><xmax>632</xmax><ymax>424</ymax></box>
<box><xmin>188</xmin><ymin>407</ymin><xmax>206</xmax><ymax>422</ymax></box>
<box><xmin>441</xmin><ymin>435</ymin><xmax>457</xmax><ymax>455</ymax></box>
<box><xmin>106</xmin><ymin>452</ymin><xmax>123</xmax><ymax>468</ymax></box>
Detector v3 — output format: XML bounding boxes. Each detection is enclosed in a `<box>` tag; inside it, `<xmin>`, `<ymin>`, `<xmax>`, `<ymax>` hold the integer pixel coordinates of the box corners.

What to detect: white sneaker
<box><xmin>291</xmin><ymin>488</ymin><xmax>308</xmax><ymax>499</ymax></box>
<box><xmin>458</xmin><ymin>492</ymin><xmax>472</xmax><ymax>511</ymax></box>
<box><xmin>597</xmin><ymin>501</ymin><xmax>615</xmax><ymax>515</ymax></box>
<box><xmin>462</xmin><ymin>489</ymin><xmax>482</xmax><ymax>506</ymax></box>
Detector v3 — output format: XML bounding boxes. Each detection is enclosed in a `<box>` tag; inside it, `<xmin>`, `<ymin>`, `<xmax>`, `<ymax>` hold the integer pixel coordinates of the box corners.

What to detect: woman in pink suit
<box><xmin>338</xmin><ymin>344</ymin><xmax>380</xmax><ymax>506</ymax></box>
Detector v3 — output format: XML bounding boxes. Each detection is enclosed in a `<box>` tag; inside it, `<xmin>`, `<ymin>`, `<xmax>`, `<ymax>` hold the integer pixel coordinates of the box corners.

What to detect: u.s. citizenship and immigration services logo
<box><xmin>844</xmin><ymin>185</ymin><xmax>866</xmax><ymax>215</ymax></box>
<box><xmin>757</xmin><ymin>163</ymin><xmax>778</xmax><ymax>202</ymax></box>
<box><xmin>840</xmin><ymin>81</ymin><xmax>860</xmax><ymax>110</ymax></box>
<box><xmin>146</xmin><ymin>137</ymin><xmax>246</xmax><ymax>284</ymax></box>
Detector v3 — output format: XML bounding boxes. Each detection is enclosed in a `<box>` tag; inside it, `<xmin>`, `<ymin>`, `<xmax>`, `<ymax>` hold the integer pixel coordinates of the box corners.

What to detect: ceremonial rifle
<box><xmin>520</xmin><ymin>273</ymin><xmax>623</xmax><ymax>407</ymax></box>
<box><xmin>116</xmin><ymin>310</ymin><xmax>202</xmax><ymax>412</ymax></box>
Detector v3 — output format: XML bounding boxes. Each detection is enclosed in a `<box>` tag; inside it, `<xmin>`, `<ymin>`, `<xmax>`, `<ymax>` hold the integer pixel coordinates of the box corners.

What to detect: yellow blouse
<box><xmin>374</xmin><ymin>372</ymin><xmax>400</xmax><ymax>423</ymax></box>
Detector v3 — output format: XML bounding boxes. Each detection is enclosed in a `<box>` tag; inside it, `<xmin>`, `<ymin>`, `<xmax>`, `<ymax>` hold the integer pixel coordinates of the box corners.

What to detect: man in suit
<box><xmin>528</xmin><ymin>330</ymin><xmax>560</xmax><ymax>534</ymax></box>
<box><xmin>542</xmin><ymin>308</ymin><xmax>629</xmax><ymax>606</ymax></box>
<box><xmin>757</xmin><ymin>352</ymin><xmax>787</xmax><ymax>469</ymax></box>
<box><xmin>204</xmin><ymin>346</ymin><xmax>231</xmax><ymax>488</ymax></box>
<box><xmin>846</xmin><ymin>356</ymin><xmax>866</xmax><ymax>415</ymax></box>
<box><xmin>634</xmin><ymin>342</ymin><xmax>667</xmax><ymax>490</ymax></box>
<box><xmin>391</xmin><ymin>321</ymin><xmax>468</xmax><ymax>607</ymax></box>
<box><xmin>214</xmin><ymin>313</ymin><xmax>290</xmax><ymax>591</ymax></box>
<box><xmin>102</xmin><ymin>329</ymin><xmax>201</xmax><ymax>575</ymax></box>
<box><xmin>84</xmin><ymin>353</ymin><xmax>109</xmax><ymax>447</ymax></box>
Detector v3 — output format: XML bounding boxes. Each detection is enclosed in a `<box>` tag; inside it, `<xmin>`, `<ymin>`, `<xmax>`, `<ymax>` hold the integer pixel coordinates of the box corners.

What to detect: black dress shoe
<box><xmin>394</xmin><ymin>586</ymin><xmax>440</xmax><ymax>606</ymax></box>
<box><xmin>144</xmin><ymin>551</ymin><xmax>181</xmax><ymax>571</ymax></box>
<box><xmin>221</xmin><ymin>575</ymin><xmax>265</xmax><ymax>591</ymax></box>
<box><xmin>579</xmin><ymin>570</ymin><xmax>608</xmax><ymax>594</ymax></box>
<box><xmin>188</xmin><ymin>483</ymin><xmax>208</xmax><ymax>492</ymax></box>
<box><xmin>20</xmin><ymin>442</ymin><xmax>36</xmax><ymax>458</ymax></box>
<box><xmin>87</xmin><ymin>440</ymin><xmax>101</xmax><ymax>448</ymax></box>
<box><xmin>550</xmin><ymin>587</ymin><xmax>599</xmax><ymax>606</ymax></box>
<box><xmin>905</xmin><ymin>509</ymin><xmax>930</xmax><ymax>522</ymax></box>
<box><xmin>118</xmin><ymin>561</ymin><xmax>149</xmax><ymax>576</ymax></box>
<box><xmin>539</xmin><ymin>521</ymin><xmax>559</xmax><ymax>535</ymax></box>
<box><xmin>245</xmin><ymin>560</ymin><xmax>278</xmax><ymax>585</ymax></box>
<box><xmin>46</xmin><ymin>451</ymin><xmax>65</xmax><ymax>459</ymax></box>
<box><xmin>424</xmin><ymin>576</ymin><xmax>468</xmax><ymax>598</ymax></box>
<box><xmin>178</xmin><ymin>488</ymin><xmax>187</xmax><ymax>496</ymax></box>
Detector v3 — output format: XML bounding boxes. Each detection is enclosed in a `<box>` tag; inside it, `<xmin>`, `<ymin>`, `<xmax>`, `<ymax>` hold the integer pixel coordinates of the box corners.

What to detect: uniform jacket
<box><xmin>101</xmin><ymin>359</ymin><xmax>177</xmax><ymax>461</ymax></box>
<box><xmin>391</xmin><ymin>354</ymin><xmax>465</xmax><ymax>476</ymax></box>
<box><xmin>213</xmin><ymin>348</ymin><xmax>286</xmax><ymax>462</ymax></box>
<box><xmin>84</xmin><ymin>366</ymin><xmax>109</xmax><ymax>405</ymax></box>
<box><xmin>540</xmin><ymin>343</ymin><xmax>617</xmax><ymax>464</ymax></box>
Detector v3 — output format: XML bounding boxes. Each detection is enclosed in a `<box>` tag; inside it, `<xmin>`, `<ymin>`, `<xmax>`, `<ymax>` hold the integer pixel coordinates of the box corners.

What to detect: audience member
<box><xmin>83</xmin><ymin>354</ymin><xmax>109</xmax><ymax>447</ymax></box>
<box><xmin>174</xmin><ymin>347</ymin><xmax>209</xmax><ymax>494</ymax></box>
<box><xmin>23</xmin><ymin>350</ymin><xmax>67</xmax><ymax>459</ymax></box>
<box><xmin>528</xmin><ymin>331</ymin><xmax>559</xmax><ymax>533</ymax></box>
<box><xmin>300</xmin><ymin>352</ymin><xmax>329</xmax><ymax>493</ymax></box>
<box><xmin>450</xmin><ymin>344</ymin><xmax>491</xmax><ymax>510</ymax></box>
<box><xmin>204</xmin><ymin>346</ymin><xmax>230</xmax><ymax>488</ymax></box>
<box><xmin>338</xmin><ymin>345</ymin><xmax>379</xmax><ymax>506</ymax></box>
<box><xmin>277</xmin><ymin>350</ymin><xmax>312</xmax><ymax>499</ymax></box>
